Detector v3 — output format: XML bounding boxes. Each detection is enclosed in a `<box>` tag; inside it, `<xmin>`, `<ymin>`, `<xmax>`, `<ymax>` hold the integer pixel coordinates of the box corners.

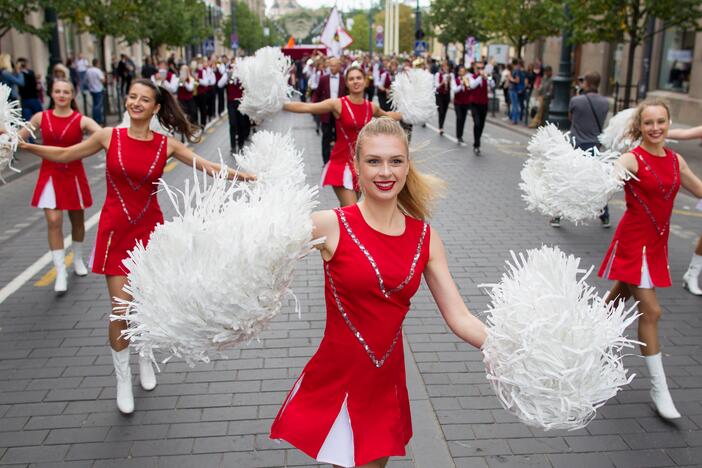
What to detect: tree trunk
<box><xmin>99</xmin><ymin>35</ymin><xmax>112</xmax><ymax>117</ymax></box>
<box><xmin>623</xmin><ymin>34</ymin><xmax>637</xmax><ymax>108</ymax></box>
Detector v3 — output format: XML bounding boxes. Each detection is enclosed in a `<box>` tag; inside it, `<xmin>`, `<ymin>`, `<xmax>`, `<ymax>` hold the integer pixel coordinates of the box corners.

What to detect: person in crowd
<box><xmin>17</xmin><ymin>58</ymin><xmax>42</xmax><ymax>119</ymax></box>
<box><xmin>434</xmin><ymin>61</ymin><xmax>452</xmax><ymax>136</ymax></box>
<box><xmin>313</xmin><ymin>57</ymin><xmax>347</xmax><ymax>166</ymax></box>
<box><xmin>176</xmin><ymin>65</ymin><xmax>198</xmax><ymax>127</ymax></box>
<box><xmin>0</xmin><ymin>54</ymin><xmax>26</xmax><ymax>102</ymax></box>
<box><xmin>500</xmin><ymin>63</ymin><xmax>512</xmax><ymax>118</ymax></box>
<box><xmin>529</xmin><ymin>65</ymin><xmax>553</xmax><ymax>128</ymax></box>
<box><xmin>508</xmin><ymin>59</ymin><xmax>525</xmax><ymax>125</ymax></box>
<box><xmin>377</xmin><ymin>59</ymin><xmax>397</xmax><ymax>112</ymax></box>
<box><xmin>218</xmin><ymin>58</ymin><xmax>251</xmax><ymax>155</ymax></box>
<box><xmin>151</xmin><ymin>60</ymin><xmax>178</xmax><ymax>94</ymax></box>
<box><xmin>451</xmin><ymin>65</ymin><xmax>471</xmax><ymax>145</ymax></box>
<box><xmin>468</xmin><ymin>61</ymin><xmax>489</xmax><ymax>155</ymax></box>
<box><xmin>141</xmin><ymin>57</ymin><xmax>158</xmax><ymax>79</ymax></box>
<box><xmin>76</xmin><ymin>53</ymin><xmax>89</xmax><ymax>92</ymax></box>
<box><xmin>85</xmin><ymin>59</ymin><xmax>106</xmax><ymax>125</ymax></box>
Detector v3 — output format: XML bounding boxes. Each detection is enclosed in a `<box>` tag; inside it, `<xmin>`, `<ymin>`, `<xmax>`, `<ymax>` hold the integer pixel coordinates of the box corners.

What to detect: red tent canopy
<box><xmin>281</xmin><ymin>45</ymin><xmax>328</xmax><ymax>61</ymax></box>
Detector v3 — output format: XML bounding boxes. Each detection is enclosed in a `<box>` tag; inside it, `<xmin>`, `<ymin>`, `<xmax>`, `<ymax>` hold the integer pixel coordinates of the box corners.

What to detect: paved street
<box><xmin>0</xmin><ymin>107</ymin><xmax>701</xmax><ymax>468</ymax></box>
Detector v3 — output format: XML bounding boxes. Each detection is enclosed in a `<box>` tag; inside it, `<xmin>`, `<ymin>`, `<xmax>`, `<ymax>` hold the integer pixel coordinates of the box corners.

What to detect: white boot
<box><xmin>682</xmin><ymin>254</ymin><xmax>702</xmax><ymax>296</ymax></box>
<box><xmin>51</xmin><ymin>249</ymin><xmax>67</xmax><ymax>295</ymax></box>
<box><xmin>72</xmin><ymin>241</ymin><xmax>88</xmax><ymax>277</ymax></box>
<box><xmin>111</xmin><ymin>348</ymin><xmax>134</xmax><ymax>414</ymax></box>
<box><xmin>644</xmin><ymin>353</ymin><xmax>681</xmax><ymax>419</ymax></box>
<box><xmin>138</xmin><ymin>354</ymin><xmax>157</xmax><ymax>391</ymax></box>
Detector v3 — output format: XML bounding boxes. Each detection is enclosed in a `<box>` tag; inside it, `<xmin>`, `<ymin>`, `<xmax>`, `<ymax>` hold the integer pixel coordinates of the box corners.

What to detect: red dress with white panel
<box><xmin>31</xmin><ymin>110</ymin><xmax>93</xmax><ymax>210</ymax></box>
<box><xmin>91</xmin><ymin>128</ymin><xmax>167</xmax><ymax>276</ymax></box>
<box><xmin>598</xmin><ymin>145</ymin><xmax>680</xmax><ymax>287</ymax></box>
<box><xmin>320</xmin><ymin>96</ymin><xmax>373</xmax><ymax>192</ymax></box>
<box><xmin>270</xmin><ymin>204</ymin><xmax>431</xmax><ymax>467</ymax></box>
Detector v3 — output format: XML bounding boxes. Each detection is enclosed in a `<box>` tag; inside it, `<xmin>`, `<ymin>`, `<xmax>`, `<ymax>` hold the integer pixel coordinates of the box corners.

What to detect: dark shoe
<box><xmin>601</xmin><ymin>217</ymin><xmax>611</xmax><ymax>228</ymax></box>
<box><xmin>549</xmin><ymin>217</ymin><xmax>561</xmax><ymax>228</ymax></box>
<box><xmin>457</xmin><ymin>137</ymin><xmax>464</xmax><ymax>144</ymax></box>
<box><xmin>439</xmin><ymin>129</ymin><xmax>444</xmax><ymax>136</ymax></box>
<box><xmin>473</xmin><ymin>146</ymin><xmax>481</xmax><ymax>156</ymax></box>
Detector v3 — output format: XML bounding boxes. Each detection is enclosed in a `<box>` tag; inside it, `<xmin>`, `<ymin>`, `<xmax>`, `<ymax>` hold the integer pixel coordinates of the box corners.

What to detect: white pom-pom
<box><xmin>481</xmin><ymin>245</ymin><xmax>640</xmax><ymax>431</ymax></box>
<box><xmin>598</xmin><ymin>107</ymin><xmax>638</xmax><ymax>153</ymax></box>
<box><xmin>113</xmin><ymin>131</ymin><xmax>318</xmax><ymax>366</ymax></box>
<box><xmin>520</xmin><ymin>123</ymin><xmax>627</xmax><ymax>223</ymax></box>
<box><xmin>0</xmin><ymin>83</ymin><xmax>33</xmax><ymax>181</ymax></box>
<box><xmin>389</xmin><ymin>69</ymin><xmax>437</xmax><ymax>125</ymax></box>
<box><xmin>234</xmin><ymin>47</ymin><xmax>294</xmax><ymax>124</ymax></box>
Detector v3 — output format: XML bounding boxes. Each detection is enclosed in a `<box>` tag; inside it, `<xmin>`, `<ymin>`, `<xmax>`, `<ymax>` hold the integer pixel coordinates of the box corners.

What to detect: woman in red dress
<box><xmin>599</xmin><ymin>99</ymin><xmax>702</xmax><ymax>420</ymax></box>
<box><xmin>18</xmin><ymin>79</ymin><xmax>101</xmax><ymax>294</ymax></box>
<box><xmin>20</xmin><ymin>78</ymin><xmax>255</xmax><ymax>415</ymax></box>
<box><xmin>283</xmin><ymin>65</ymin><xmax>402</xmax><ymax>207</ymax></box>
<box><xmin>270</xmin><ymin>118</ymin><xmax>486</xmax><ymax>468</ymax></box>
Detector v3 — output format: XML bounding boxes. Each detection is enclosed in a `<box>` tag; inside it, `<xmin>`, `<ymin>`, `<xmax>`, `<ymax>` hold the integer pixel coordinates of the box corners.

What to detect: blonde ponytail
<box><xmin>355</xmin><ymin>117</ymin><xmax>445</xmax><ymax>221</ymax></box>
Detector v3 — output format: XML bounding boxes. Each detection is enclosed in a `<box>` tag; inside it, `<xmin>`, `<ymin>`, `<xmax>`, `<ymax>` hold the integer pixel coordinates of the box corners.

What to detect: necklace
<box><xmin>116</xmin><ymin>128</ymin><xmax>165</xmax><ymax>192</ymax></box>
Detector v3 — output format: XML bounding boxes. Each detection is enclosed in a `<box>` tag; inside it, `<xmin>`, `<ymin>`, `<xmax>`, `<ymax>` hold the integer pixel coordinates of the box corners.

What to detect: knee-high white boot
<box><xmin>72</xmin><ymin>241</ymin><xmax>88</xmax><ymax>277</ymax></box>
<box><xmin>51</xmin><ymin>249</ymin><xmax>67</xmax><ymax>295</ymax></box>
<box><xmin>645</xmin><ymin>353</ymin><xmax>681</xmax><ymax>419</ymax></box>
<box><xmin>111</xmin><ymin>348</ymin><xmax>134</xmax><ymax>414</ymax></box>
<box><xmin>138</xmin><ymin>354</ymin><xmax>157</xmax><ymax>391</ymax></box>
<box><xmin>682</xmin><ymin>254</ymin><xmax>702</xmax><ymax>296</ymax></box>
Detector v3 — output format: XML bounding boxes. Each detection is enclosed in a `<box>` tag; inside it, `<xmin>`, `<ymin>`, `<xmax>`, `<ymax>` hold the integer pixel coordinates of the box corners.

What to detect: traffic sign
<box><xmin>414</xmin><ymin>40</ymin><xmax>427</xmax><ymax>54</ymax></box>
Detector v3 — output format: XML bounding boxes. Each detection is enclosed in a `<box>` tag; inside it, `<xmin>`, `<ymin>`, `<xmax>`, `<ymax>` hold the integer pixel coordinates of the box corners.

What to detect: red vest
<box><xmin>453</xmin><ymin>77</ymin><xmax>471</xmax><ymax>105</ymax></box>
<box><xmin>469</xmin><ymin>73</ymin><xmax>489</xmax><ymax>105</ymax></box>
<box><xmin>226</xmin><ymin>81</ymin><xmax>243</xmax><ymax>102</ymax></box>
<box><xmin>177</xmin><ymin>79</ymin><xmax>194</xmax><ymax>101</ymax></box>
<box><xmin>436</xmin><ymin>73</ymin><xmax>450</xmax><ymax>95</ymax></box>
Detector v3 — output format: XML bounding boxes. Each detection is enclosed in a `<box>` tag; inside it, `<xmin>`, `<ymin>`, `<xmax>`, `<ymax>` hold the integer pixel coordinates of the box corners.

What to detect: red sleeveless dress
<box><xmin>31</xmin><ymin>110</ymin><xmax>93</xmax><ymax>210</ymax></box>
<box><xmin>598</xmin><ymin>145</ymin><xmax>680</xmax><ymax>287</ymax></box>
<box><xmin>320</xmin><ymin>97</ymin><xmax>373</xmax><ymax>192</ymax></box>
<box><xmin>270</xmin><ymin>204</ymin><xmax>431</xmax><ymax>466</ymax></box>
<box><xmin>91</xmin><ymin>128</ymin><xmax>167</xmax><ymax>276</ymax></box>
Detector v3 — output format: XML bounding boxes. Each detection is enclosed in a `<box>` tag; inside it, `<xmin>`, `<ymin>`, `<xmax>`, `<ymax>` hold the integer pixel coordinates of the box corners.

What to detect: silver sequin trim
<box><xmin>106</xmin><ymin>169</ymin><xmax>155</xmax><ymax>225</ymax></box>
<box><xmin>336</xmin><ymin>207</ymin><xmax>427</xmax><ymax>298</ymax></box>
<box><xmin>45</xmin><ymin>111</ymin><xmax>81</xmax><ymax>142</ymax></box>
<box><xmin>116</xmin><ymin>128</ymin><xmax>165</xmax><ymax>192</ymax></box>
<box><xmin>325</xmin><ymin>263</ymin><xmax>401</xmax><ymax>368</ymax></box>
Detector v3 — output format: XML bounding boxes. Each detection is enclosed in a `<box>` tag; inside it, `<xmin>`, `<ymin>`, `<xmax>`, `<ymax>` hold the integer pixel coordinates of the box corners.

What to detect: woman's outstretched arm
<box><xmin>19</xmin><ymin>127</ymin><xmax>111</xmax><ymax>163</ymax></box>
<box><xmin>168</xmin><ymin>138</ymin><xmax>256</xmax><ymax>182</ymax></box>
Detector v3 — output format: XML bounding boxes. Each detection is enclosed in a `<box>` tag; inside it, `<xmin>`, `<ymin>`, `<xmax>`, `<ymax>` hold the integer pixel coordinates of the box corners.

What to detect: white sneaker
<box><xmin>111</xmin><ymin>348</ymin><xmax>134</xmax><ymax>414</ymax></box>
<box><xmin>138</xmin><ymin>354</ymin><xmax>157</xmax><ymax>391</ymax></box>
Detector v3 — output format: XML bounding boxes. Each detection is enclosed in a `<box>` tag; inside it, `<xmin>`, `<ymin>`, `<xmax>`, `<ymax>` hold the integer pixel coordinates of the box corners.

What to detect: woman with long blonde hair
<box><xmin>599</xmin><ymin>99</ymin><xmax>702</xmax><ymax>419</ymax></box>
<box><xmin>270</xmin><ymin>117</ymin><xmax>486</xmax><ymax>468</ymax></box>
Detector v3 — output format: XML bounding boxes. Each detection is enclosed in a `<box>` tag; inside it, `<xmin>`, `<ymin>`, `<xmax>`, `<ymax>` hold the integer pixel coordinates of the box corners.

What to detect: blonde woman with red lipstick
<box><xmin>599</xmin><ymin>99</ymin><xmax>702</xmax><ymax>420</ymax></box>
<box><xmin>20</xmin><ymin>78</ymin><xmax>255</xmax><ymax>415</ymax></box>
<box><xmin>270</xmin><ymin>118</ymin><xmax>486</xmax><ymax>468</ymax></box>
<box><xmin>18</xmin><ymin>79</ymin><xmax>101</xmax><ymax>294</ymax></box>
<box><xmin>283</xmin><ymin>65</ymin><xmax>402</xmax><ymax>207</ymax></box>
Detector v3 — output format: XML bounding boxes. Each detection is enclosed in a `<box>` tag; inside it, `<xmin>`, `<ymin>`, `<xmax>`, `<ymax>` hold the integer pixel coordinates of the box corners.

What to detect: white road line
<box><xmin>425</xmin><ymin>123</ymin><xmax>460</xmax><ymax>144</ymax></box>
<box><xmin>0</xmin><ymin>211</ymin><xmax>101</xmax><ymax>304</ymax></box>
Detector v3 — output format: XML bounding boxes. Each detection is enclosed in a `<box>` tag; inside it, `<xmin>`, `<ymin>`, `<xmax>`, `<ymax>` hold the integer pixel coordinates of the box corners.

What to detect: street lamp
<box><xmin>547</xmin><ymin>4</ymin><xmax>572</xmax><ymax>130</ymax></box>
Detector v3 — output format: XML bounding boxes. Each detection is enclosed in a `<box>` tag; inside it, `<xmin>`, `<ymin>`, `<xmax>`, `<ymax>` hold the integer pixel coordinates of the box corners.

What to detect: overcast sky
<box><xmin>265</xmin><ymin>0</ymin><xmax>431</xmax><ymax>12</ymax></box>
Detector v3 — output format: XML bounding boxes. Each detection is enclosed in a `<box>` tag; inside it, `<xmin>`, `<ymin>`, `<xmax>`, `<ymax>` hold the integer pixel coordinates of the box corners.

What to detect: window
<box><xmin>658</xmin><ymin>28</ymin><xmax>695</xmax><ymax>93</ymax></box>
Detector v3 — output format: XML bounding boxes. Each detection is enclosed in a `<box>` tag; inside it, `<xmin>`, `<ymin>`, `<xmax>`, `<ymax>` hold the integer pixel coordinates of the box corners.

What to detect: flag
<box><xmin>286</xmin><ymin>36</ymin><xmax>295</xmax><ymax>48</ymax></box>
<box><xmin>320</xmin><ymin>6</ymin><xmax>353</xmax><ymax>57</ymax></box>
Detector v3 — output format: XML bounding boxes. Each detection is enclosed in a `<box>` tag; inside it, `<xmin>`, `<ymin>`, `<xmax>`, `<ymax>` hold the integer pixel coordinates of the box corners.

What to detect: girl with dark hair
<box><xmin>270</xmin><ymin>118</ymin><xmax>486</xmax><ymax>468</ymax></box>
<box><xmin>20</xmin><ymin>78</ymin><xmax>256</xmax><ymax>415</ymax></box>
<box><xmin>283</xmin><ymin>65</ymin><xmax>402</xmax><ymax>207</ymax></box>
<box><xmin>18</xmin><ymin>78</ymin><xmax>101</xmax><ymax>294</ymax></box>
<box><xmin>599</xmin><ymin>99</ymin><xmax>702</xmax><ymax>420</ymax></box>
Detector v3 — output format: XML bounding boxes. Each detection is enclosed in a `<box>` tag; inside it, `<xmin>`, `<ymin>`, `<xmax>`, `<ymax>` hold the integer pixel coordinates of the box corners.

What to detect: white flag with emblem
<box><xmin>320</xmin><ymin>6</ymin><xmax>353</xmax><ymax>57</ymax></box>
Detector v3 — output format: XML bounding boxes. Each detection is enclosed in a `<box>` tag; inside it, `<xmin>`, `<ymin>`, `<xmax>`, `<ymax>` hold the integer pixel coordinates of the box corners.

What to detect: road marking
<box><xmin>0</xmin><ymin>211</ymin><xmax>101</xmax><ymax>304</ymax></box>
<box><xmin>425</xmin><ymin>123</ymin><xmax>459</xmax><ymax>144</ymax></box>
<box><xmin>34</xmin><ymin>252</ymin><xmax>74</xmax><ymax>286</ymax></box>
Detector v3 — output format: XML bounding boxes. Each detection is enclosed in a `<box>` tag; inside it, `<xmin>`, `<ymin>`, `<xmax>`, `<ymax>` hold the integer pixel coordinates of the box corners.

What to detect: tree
<box><xmin>134</xmin><ymin>0</ymin><xmax>211</xmax><ymax>56</ymax></box>
<box><xmin>0</xmin><ymin>0</ymin><xmax>57</xmax><ymax>42</ymax></box>
<box><xmin>427</xmin><ymin>0</ymin><xmax>482</xmax><ymax>56</ymax></box>
<box><xmin>473</xmin><ymin>0</ymin><xmax>562</xmax><ymax>58</ymax></box>
<box><xmin>568</xmin><ymin>0</ymin><xmax>702</xmax><ymax>106</ymax></box>
<box><xmin>348</xmin><ymin>13</ymin><xmax>370</xmax><ymax>52</ymax></box>
<box><xmin>221</xmin><ymin>1</ymin><xmax>264</xmax><ymax>54</ymax></box>
<box><xmin>374</xmin><ymin>4</ymin><xmax>415</xmax><ymax>53</ymax></box>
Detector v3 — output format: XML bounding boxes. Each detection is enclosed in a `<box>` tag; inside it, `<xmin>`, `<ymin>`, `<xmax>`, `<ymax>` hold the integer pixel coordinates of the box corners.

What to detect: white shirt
<box><xmin>76</xmin><ymin>58</ymin><xmax>89</xmax><ymax>73</ymax></box>
<box><xmin>329</xmin><ymin>73</ymin><xmax>340</xmax><ymax>99</ymax></box>
<box><xmin>434</xmin><ymin>72</ymin><xmax>453</xmax><ymax>92</ymax></box>
<box><xmin>308</xmin><ymin>70</ymin><xmax>321</xmax><ymax>91</ymax></box>
<box><xmin>85</xmin><ymin>66</ymin><xmax>104</xmax><ymax>93</ymax></box>
<box><xmin>151</xmin><ymin>69</ymin><xmax>178</xmax><ymax>94</ymax></box>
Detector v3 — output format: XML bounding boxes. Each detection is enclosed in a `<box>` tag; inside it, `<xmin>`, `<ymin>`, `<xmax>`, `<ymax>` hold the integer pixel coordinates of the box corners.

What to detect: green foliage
<box><xmin>472</xmin><ymin>0</ymin><xmax>562</xmax><ymax>58</ymax></box>
<box><xmin>349</xmin><ymin>13</ymin><xmax>371</xmax><ymax>52</ymax></box>
<box><xmin>59</xmin><ymin>0</ymin><xmax>142</xmax><ymax>44</ymax></box>
<box><xmin>427</xmin><ymin>0</ymin><xmax>482</xmax><ymax>45</ymax></box>
<box><xmin>0</xmin><ymin>0</ymin><xmax>61</xmax><ymax>40</ymax></box>
<box><xmin>134</xmin><ymin>0</ymin><xmax>211</xmax><ymax>53</ymax></box>
<box><xmin>222</xmin><ymin>2</ymin><xmax>264</xmax><ymax>53</ymax></box>
<box><xmin>568</xmin><ymin>0</ymin><xmax>702</xmax><ymax>46</ymax></box>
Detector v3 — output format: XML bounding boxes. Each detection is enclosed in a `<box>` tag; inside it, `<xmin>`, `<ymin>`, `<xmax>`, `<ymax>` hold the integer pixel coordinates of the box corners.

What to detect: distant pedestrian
<box><xmin>508</xmin><ymin>59</ymin><xmax>525</xmax><ymax>125</ymax></box>
<box><xmin>434</xmin><ymin>61</ymin><xmax>452</xmax><ymax>136</ymax></box>
<box><xmin>468</xmin><ymin>62</ymin><xmax>489</xmax><ymax>155</ymax></box>
<box><xmin>529</xmin><ymin>65</ymin><xmax>553</xmax><ymax>128</ymax></box>
<box><xmin>76</xmin><ymin>53</ymin><xmax>89</xmax><ymax>92</ymax></box>
<box><xmin>451</xmin><ymin>65</ymin><xmax>471</xmax><ymax>145</ymax></box>
<box><xmin>17</xmin><ymin>58</ymin><xmax>42</xmax><ymax>119</ymax></box>
<box><xmin>85</xmin><ymin>59</ymin><xmax>105</xmax><ymax>124</ymax></box>
<box><xmin>141</xmin><ymin>57</ymin><xmax>158</xmax><ymax>79</ymax></box>
<box><xmin>0</xmin><ymin>54</ymin><xmax>25</xmax><ymax>101</ymax></box>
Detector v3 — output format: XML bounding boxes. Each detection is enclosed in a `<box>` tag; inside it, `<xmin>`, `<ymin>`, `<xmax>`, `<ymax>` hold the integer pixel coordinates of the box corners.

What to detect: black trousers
<box><xmin>206</xmin><ymin>88</ymin><xmax>216</xmax><ymax>119</ymax></box>
<box><xmin>377</xmin><ymin>90</ymin><xmax>391</xmax><ymax>111</ymax></box>
<box><xmin>455</xmin><ymin>103</ymin><xmax>470</xmax><ymax>141</ymax></box>
<box><xmin>436</xmin><ymin>93</ymin><xmax>450</xmax><ymax>129</ymax></box>
<box><xmin>179</xmin><ymin>99</ymin><xmax>198</xmax><ymax>127</ymax></box>
<box><xmin>470</xmin><ymin>103</ymin><xmax>488</xmax><ymax>148</ymax></box>
<box><xmin>217</xmin><ymin>87</ymin><xmax>226</xmax><ymax>115</ymax></box>
<box><xmin>227</xmin><ymin>100</ymin><xmax>251</xmax><ymax>152</ymax></box>
<box><xmin>365</xmin><ymin>85</ymin><xmax>375</xmax><ymax>102</ymax></box>
<box><xmin>195</xmin><ymin>93</ymin><xmax>208</xmax><ymax>127</ymax></box>
<box><xmin>321</xmin><ymin>117</ymin><xmax>336</xmax><ymax>165</ymax></box>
